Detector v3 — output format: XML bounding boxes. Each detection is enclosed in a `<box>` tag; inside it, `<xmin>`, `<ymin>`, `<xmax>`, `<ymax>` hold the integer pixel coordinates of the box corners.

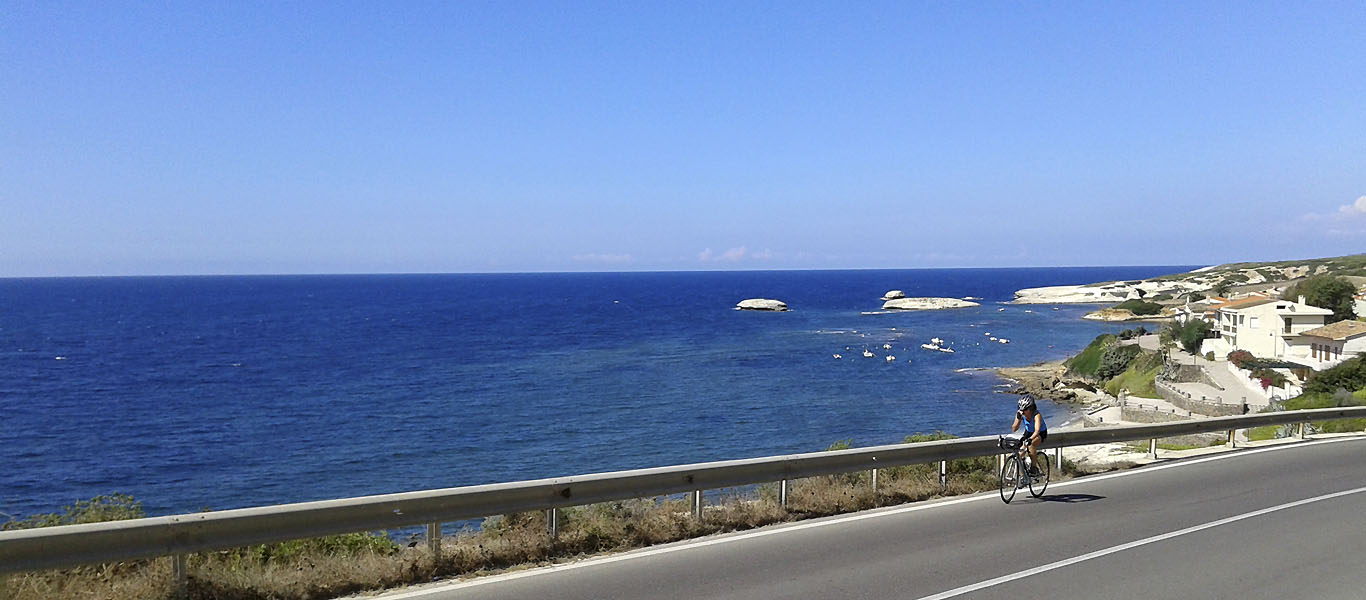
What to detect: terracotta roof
<box><xmin>1300</xmin><ymin>320</ymin><xmax>1366</xmax><ymax>341</ymax></box>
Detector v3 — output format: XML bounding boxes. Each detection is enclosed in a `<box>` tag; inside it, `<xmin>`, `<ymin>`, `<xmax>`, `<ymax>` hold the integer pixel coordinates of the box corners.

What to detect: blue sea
<box><xmin>0</xmin><ymin>267</ymin><xmax>1188</xmax><ymax>520</ymax></box>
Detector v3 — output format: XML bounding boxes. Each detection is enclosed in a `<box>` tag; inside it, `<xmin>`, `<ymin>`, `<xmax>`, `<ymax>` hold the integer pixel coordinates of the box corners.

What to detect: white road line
<box><xmin>913</xmin><ymin>485</ymin><xmax>1366</xmax><ymax>600</ymax></box>
<box><xmin>369</xmin><ymin>436</ymin><xmax>1362</xmax><ymax>599</ymax></box>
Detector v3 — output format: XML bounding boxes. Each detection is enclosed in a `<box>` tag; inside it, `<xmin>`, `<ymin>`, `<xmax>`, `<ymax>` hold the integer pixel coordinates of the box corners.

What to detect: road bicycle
<box><xmin>998</xmin><ymin>433</ymin><xmax>1049</xmax><ymax>503</ymax></box>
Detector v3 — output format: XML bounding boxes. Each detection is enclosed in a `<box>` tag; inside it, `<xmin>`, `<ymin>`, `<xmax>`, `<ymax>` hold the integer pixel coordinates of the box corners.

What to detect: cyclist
<box><xmin>1011</xmin><ymin>396</ymin><xmax>1047</xmax><ymax>476</ymax></box>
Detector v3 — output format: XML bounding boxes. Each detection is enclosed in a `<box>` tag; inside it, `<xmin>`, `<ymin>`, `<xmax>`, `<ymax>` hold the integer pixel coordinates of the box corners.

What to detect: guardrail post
<box><xmin>427</xmin><ymin>522</ymin><xmax>442</xmax><ymax>558</ymax></box>
<box><xmin>1149</xmin><ymin>438</ymin><xmax>1157</xmax><ymax>459</ymax></box>
<box><xmin>1054</xmin><ymin>448</ymin><xmax>1062</xmax><ymax>472</ymax></box>
<box><xmin>546</xmin><ymin>509</ymin><xmax>558</xmax><ymax>540</ymax></box>
<box><xmin>691</xmin><ymin>490</ymin><xmax>703</xmax><ymax>520</ymax></box>
<box><xmin>996</xmin><ymin>453</ymin><xmax>1004</xmax><ymax>475</ymax></box>
<box><xmin>1298</xmin><ymin>422</ymin><xmax>1307</xmax><ymax>440</ymax></box>
<box><xmin>938</xmin><ymin>460</ymin><xmax>947</xmax><ymax>491</ymax></box>
<box><xmin>871</xmin><ymin>468</ymin><xmax>879</xmax><ymax>493</ymax></box>
<box><xmin>779</xmin><ymin>479</ymin><xmax>788</xmax><ymax>507</ymax></box>
<box><xmin>1228</xmin><ymin>430</ymin><xmax>1236</xmax><ymax>448</ymax></box>
<box><xmin>172</xmin><ymin>553</ymin><xmax>188</xmax><ymax>599</ymax></box>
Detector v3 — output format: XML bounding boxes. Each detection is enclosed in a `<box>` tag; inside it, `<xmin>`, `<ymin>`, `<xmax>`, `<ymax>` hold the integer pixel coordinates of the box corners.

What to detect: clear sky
<box><xmin>3</xmin><ymin>2</ymin><xmax>1364</xmax><ymax>277</ymax></box>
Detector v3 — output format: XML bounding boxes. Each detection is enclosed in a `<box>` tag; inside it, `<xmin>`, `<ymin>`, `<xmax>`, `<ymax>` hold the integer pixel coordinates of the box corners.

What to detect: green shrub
<box><xmin>1285</xmin><ymin>275</ymin><xmax>1358</xmax><ymax>322</ymax></box>
<box><xmin>1066</xmin><ymin>334</ymin><xmax>1117</xmax><ymax>378</ymax></box>
<box><xmin>1117</xmin><ymin>326</ymin><xmax>1149</xmax><ymax>341</ymax></box>
<box><xmin>1114</xmin><ymin>299</ymin><xmax>1163</xmax><ymax>315</ymax></box>
<box><xmin>1097</xmin><ymin>344</ymin><xmax>1142</xmax><ymax>380</ymax></box>
<box><xmin>1283</xmin><ymin>389</ymin><xmax>1366</xmax><ymax>433</ymax></box>
<box><xmin>825</xmin><ymin>439</ymin><xmax>854</xmax><ymax>451</ymax></box>
<box><xmin>1205</xmin><ymin>351</ymin><xmax>1215</xmax><ymax>361</ymax></box>
<box><xmin>1178</xmin><ymin>320</ymin><xmax>1211</xmax><ymax>354</ymax></box>
<box><xmin>901</xmin><ymin>432</ymin><xmax>995</xmax><ymax>476</ymax></box>
<box><xmin>2</xmin><ymin>494</ymin><xmax>144</xmax><ymax>530</ymax></box>
<box><xmin>1161</xmin><ymin>320</ymin><xmax>1208</xmax><ymax>354</ymax></box>
<box><xmin>243</xmin><ymin>532</ymin><xmax>400</xmax><ymax>564</ymax></box>
<box><xmin>1104</xmin><ymin>350</ymin><xmax>1162</xmax><ymax>397</ymax></box>
<box><xmin>1303</xmin><ymin>356</ymin><xmax>1366</xmax><ymax>396</ymax></box>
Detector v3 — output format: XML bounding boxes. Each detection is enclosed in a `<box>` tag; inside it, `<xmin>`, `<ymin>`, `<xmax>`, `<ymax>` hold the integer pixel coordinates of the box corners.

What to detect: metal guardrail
<box><xmin>3</xmin><ymin>406</ymin><xmax>1366</xmax><ymax>579</ymax></box>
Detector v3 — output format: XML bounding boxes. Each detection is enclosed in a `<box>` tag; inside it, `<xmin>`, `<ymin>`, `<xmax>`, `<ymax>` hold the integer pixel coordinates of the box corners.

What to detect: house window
<box><xmin>1312</xmin><ymin>343</ymin><xmax>1319</xmax><ymax>359</ymax></box>
<box><xmin>1284</xmin><ymin>318</ymin><xmax>1292</xmax><ymax>334</ymax></box>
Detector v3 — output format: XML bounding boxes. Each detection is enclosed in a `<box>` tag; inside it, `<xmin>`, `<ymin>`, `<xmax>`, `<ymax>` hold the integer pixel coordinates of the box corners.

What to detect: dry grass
<box><xmin>4</xmin><ymin>456</ymin><xmax>1085</xmax><ymax>600</ymax></box>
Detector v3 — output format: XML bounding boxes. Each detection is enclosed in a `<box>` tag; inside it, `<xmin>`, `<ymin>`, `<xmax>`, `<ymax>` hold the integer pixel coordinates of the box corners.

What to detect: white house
<box><xmin>1175</xmin><ymin>296</ymin><xmax>1226</xmax><ymax>326</ymax></box>
<box><xmin>1203</xmin><ymin>296</ymin><xmax>1333</xmax><ymax>359</ymax></box>
<box><xmin>1284</xmin><ymin>320</ymin><xmax>1366</xmax><ymax>370</ymax></box>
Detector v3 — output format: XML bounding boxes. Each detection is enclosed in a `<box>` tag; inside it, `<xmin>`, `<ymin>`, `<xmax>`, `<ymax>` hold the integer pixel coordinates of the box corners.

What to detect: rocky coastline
<box><xmin>995</xmin><ymin>361</ymin><xmax>1102</xmax><ymax>406</ymax></box>
<box><xmin>1081</xmin><ymin>307</ymin><xmax>1174</xmax><ymax>322</ymax></box>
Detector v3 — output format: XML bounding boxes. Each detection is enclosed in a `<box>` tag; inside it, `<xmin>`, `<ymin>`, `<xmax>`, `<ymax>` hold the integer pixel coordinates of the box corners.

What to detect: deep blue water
<box><xmin>0</xmin><ymin>267</ymin><xmax>1189</xmax><ymax>519</ymax></box>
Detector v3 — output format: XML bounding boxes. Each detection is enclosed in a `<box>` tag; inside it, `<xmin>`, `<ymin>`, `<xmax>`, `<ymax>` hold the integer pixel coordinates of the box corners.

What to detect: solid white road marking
<box><xmin>369</xmin><ymin>436</ymin><xmax>1363</xmax><ymax>599</ymax></box>
<box><xmin>913</xmin><ymin>485</ymin><xmax>1366</xmax><ymax>600</ymax></box>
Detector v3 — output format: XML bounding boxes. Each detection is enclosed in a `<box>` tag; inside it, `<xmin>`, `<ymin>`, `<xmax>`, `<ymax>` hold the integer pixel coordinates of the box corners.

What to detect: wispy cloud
<box><xmin>1339</xmin><ymin>196</ymin><xmax>1366</xmax><ymax>216</ymax></box>
<box><xmin>1296</xmin><ymin>196</ymin><xmax>1366</xmax><ymax>237</ymax></box>
<box><xmin>697</xmin><ymin>246</ymin><xmax>776</xmax><ymax>263</ymax></box>
<box><xmin>572</xmin><ymin>253</ymin><xmax>633</xmax><ymax>265</ymax></box>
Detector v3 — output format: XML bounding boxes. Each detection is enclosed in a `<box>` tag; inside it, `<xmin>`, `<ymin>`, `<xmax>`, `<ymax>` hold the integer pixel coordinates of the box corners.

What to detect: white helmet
<box><xmin>1017</xmin><ymin>396</ymin><xmax>1036</xmax><ymax>411</ymax></box>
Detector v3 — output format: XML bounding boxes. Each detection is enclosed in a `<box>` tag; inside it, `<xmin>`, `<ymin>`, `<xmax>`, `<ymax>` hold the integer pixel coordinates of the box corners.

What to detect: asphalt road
<box><xmin>373</xmin><ymin>437</ymin><xmax>1366</xmax><ymax>600</ymax></box>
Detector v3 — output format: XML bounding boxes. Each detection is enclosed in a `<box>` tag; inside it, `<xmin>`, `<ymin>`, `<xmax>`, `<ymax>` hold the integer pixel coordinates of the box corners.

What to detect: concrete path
<box><xmin>1133</xmin><ymin>334</ymin><xmax>1270</xmax><ymax>410</ymax></box>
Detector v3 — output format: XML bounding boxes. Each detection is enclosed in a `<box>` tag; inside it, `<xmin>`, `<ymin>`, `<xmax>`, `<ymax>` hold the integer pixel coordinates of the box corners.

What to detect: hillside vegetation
<box><xmin>1064</xmin><ymin>328</ymin><xmax>1161</xmax><ymax>397</ymax></box>
<box><xmin>1150</xmin><ymin>253</ymin><xmax>1366</xmax><ymax>288</ymax></box>
<box><xmin>1088</xmin><ymin>253</ymin><xmax>1366</xmax><ymax>320</ymax></box>
<box><xmin>1258</xmin><ymin>357</ymin><xmax>1366</xmax><ymax>434</ymax></box>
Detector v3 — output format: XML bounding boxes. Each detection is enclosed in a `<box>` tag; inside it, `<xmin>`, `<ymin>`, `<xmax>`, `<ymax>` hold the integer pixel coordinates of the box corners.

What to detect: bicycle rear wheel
<box><xmin>999</xmin><ymin>455</ymin><xmax>1020</xmax><ymax>504</ymax></box>
<box><xmin>1028</xmin><ymin>451</ymin><xmax>1051</xmax><ymax>498</ymax></box>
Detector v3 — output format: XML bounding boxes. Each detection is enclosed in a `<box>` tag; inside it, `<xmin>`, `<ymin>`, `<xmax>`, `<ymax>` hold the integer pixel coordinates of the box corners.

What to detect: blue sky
<box><xmin>3</xmin><ymin>2</ymin><xmax>1364</xmax><ymax>276</ymax></box>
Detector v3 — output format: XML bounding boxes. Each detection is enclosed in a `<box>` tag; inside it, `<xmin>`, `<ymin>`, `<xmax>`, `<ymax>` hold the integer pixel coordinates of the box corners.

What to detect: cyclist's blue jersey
<box><xmin>1023</xmin><ymin>413</ymin><xmax>1047</xmax><ymax>434</ymax></box>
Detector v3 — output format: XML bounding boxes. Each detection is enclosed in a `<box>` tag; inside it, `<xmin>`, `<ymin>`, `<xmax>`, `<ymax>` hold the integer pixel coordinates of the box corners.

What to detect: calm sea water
<box><xmin>0</xmin><ymin>267</ymin><xmax>1187</xmax><ymax>519</ymax></box>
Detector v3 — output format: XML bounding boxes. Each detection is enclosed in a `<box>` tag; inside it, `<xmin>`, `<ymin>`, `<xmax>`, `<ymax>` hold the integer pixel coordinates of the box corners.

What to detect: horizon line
<box><xmin>0</xmin><ymin>263</ymin><xmax>1209</xmax><ymax>281</ymax></box>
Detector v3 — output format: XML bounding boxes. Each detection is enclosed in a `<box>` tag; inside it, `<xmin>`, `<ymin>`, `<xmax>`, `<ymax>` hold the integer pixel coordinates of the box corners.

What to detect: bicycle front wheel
<box><xmin>999</xmin><ymin>455</ymin><xmax>1020</xmax><ymax>504</ymax></box>
<box><xmin>1028</xmin><ymin>451</ymin><xmax>1051</xmax><ymax>498</ymax></box>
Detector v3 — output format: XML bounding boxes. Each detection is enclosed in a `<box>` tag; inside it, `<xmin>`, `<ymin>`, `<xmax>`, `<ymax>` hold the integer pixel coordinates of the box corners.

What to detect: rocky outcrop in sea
<box><xmin>735</xmin><ymin>298</ymin><xmax>789</xmax><ymax>311</ymax></box>
<box><xmin>882</xmin><ymin>297</ymin><xmax>980</xmax><ymax>310</ymax></box>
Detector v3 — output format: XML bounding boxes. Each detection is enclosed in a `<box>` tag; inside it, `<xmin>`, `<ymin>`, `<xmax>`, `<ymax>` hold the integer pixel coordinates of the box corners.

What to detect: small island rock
<box><xmin>736</xmin><ymin>298</ymin><xmax>789</xmax><ymax>312</ymax></box>
<box><xmin>881</xmin><ymin>290</ymin><xmax>906</xmax><ymax>300</ymax></box>
<box><xmin>882</xmin><ymin>297</ymin><xmax>980</xmax><ymax>311</ymax></box>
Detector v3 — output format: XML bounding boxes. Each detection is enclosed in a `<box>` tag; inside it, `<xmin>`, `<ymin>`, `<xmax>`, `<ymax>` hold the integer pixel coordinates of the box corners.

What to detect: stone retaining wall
<box><xmin>1155</xmin><ymin>380</ymin><xmax>1245</xmax><ymax>417</ymax></box>
<box><xmin>1121</xmin><ymin>407</ymin><xmax>1191</xmax><ymax>423</ymax></box>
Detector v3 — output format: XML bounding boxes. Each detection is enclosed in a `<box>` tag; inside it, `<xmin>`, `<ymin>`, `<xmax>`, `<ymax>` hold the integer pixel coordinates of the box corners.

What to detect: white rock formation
<box><xmin>882</xmin><ymin>297</ymin><xmax>980</xmax><ymax>311</ymax></box>
<box><xmin>881</xmin><ymin>290</ymin><xmax>906</xmax><ymax>300</ymax></box>
<box><xmin>735</xmin><ymin>298</ymin><xmax>789</xmax><ymax>311</ymax></box>
<box><xmin>1012</xmin><ymin>285</ymin><xmax>1125</xmax><ymax>304</ymax></box>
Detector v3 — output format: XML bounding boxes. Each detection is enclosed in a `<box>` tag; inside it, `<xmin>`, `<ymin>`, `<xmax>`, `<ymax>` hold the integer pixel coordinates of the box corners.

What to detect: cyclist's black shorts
<box><xmin>1027</xmin><ymin>430</ymin><xmax>1048</xmax><ymax>442</ymax></box>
